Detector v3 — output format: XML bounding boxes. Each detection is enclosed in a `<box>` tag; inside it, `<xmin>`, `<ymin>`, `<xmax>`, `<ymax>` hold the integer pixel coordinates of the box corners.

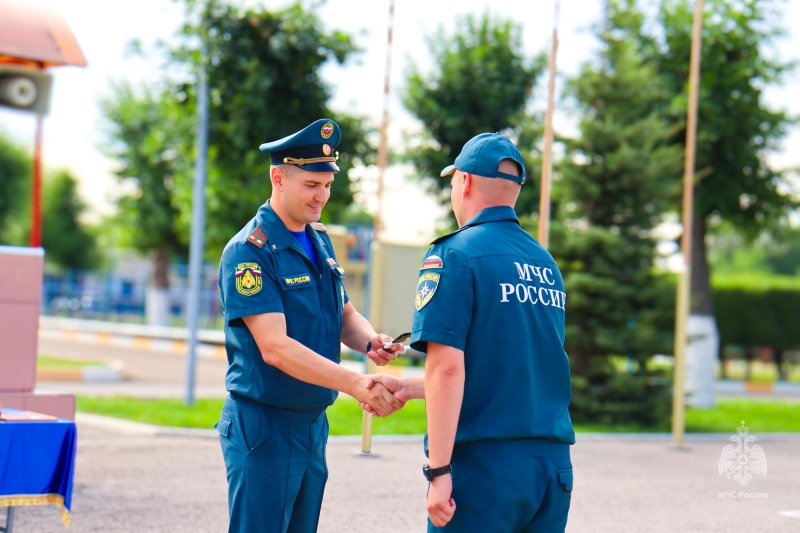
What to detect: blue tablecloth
<box><xmin>0</xmin><ymin>409</ymin><xmax>77</xmax><ymax>525</ymax></box>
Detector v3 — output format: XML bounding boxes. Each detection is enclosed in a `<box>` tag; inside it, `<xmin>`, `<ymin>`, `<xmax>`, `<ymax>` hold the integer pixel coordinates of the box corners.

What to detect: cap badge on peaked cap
<box><xmin>258</xmin><ymin>118</ymin><xmax>341</xmax><ymax>172</ymax></box>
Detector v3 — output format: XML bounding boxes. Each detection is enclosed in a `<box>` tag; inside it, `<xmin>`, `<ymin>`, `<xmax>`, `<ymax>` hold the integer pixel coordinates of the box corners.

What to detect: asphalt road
<box><xmin>37</xmin><ymin>336</ymin><xmax>229</xmax><ymax>398</ymax></box>
<box><xmin>7</xmin><ymin>418</ymin><xmax>800</xmax><ymax>533</ymax></box>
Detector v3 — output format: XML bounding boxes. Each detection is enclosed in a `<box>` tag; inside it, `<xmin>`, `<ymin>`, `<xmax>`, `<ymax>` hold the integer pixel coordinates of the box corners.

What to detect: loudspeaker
<box><xmin>0</xmin><ymin>64</ymin><xmax>53</xmax><ymax>115</ymax></box>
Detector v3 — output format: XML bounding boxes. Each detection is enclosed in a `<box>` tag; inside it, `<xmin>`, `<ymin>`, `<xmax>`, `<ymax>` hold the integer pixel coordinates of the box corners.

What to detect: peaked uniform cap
<box><xmin>259</xmin><ymin>118</ymin><xmax>341</xmax><ymax>172</ymax></box>
<box><xmin>440</xmin><ymin>132</ymin><xmax>526</xmax><ymax>184</ymax></box>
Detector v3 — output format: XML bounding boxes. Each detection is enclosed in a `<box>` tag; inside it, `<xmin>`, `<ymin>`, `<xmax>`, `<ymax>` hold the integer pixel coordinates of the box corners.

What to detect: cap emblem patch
<box><xmin>320</xmin><ymin>122</ymin><xmax>334</xmax><ymax>139</ymax></box>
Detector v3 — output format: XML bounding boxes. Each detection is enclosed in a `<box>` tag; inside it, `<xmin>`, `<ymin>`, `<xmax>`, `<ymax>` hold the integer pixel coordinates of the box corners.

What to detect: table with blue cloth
<box><xmin>0</xmin><ymin>409</ymin><xmax>77</xmax><ymax>531</ymax></box>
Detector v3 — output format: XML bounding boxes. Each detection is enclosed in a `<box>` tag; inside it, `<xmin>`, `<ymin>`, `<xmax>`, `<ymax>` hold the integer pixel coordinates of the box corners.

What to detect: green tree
<box><xmin>540</xmin><ymin>1</ymin><xmax>680</xmax><ymax>427</ymax></box>
<box><xmin>710</xmin><ymin>225</ymin><xmax>800</xmax><ymax>276</ymax></box>
<box><xmin>99</xmin><ymin>81</ymin><xmax>189</xmax><ymax>324</ymax></box>
<box><xmin>403</xmin><ymin>12</ymin><xmax>545</xmax><ymax>218</ymax></box>
<box><xmin>171</xmin><ymin>0</ymin><xmax>374</xmax><ymax>253</ymax></box>
<box><xmin>552</xmin><ymin>1</ymin><xmax>682</xmax><ymax>377</ymax></box>
<box><xmin>41</xmin><ymin>170</ymin><xmax>100</xmax><ymax>270</ymax></box>
<box><xmin>653</xmin><ymin>0</ymin><xmax>797</xmax><ymax>318</ymax></box>
<box><xmin>0</xmin><ymin>133</ymin><xmax>31</xmax><ymax>244</ymax></box>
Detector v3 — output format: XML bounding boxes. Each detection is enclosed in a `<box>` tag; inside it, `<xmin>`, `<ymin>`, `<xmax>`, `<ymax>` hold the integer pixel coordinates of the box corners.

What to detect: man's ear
<box><xmin>270</xmin><ymin>166</ymin><xmax>284</xmax><ymax>189</ymax></box>
<box><xmin>462</xmin><ymin>172</ymin><xmax>472</xmax><ymax>195</ymax></box>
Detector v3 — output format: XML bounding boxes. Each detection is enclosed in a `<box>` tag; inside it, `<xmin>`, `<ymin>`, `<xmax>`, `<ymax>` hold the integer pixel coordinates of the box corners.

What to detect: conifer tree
<box><xmin>552</xmin><ymin>2</ymin><xmax>682</xmax><ymax>378</ymax></box>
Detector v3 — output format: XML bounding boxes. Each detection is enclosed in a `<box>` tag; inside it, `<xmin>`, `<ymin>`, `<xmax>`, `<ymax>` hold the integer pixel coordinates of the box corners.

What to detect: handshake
<box><xmin>354</xmin><ymin>333</ymin><xmax>421</xmax><ymax>417</ymax></box>
<box><xmin>356</xmin><ymin>373</ymin><xmax>413</xmax><ymax>417</ymax></box>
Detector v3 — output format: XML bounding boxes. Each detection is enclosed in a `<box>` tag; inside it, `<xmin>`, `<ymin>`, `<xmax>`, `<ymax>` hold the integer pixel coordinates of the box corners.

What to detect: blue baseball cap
<box><xmin>259</xmin><ymin>118</ymin><xmax>341</xmax><ymax>172</ymax></box>
<box><xmin>440</xmin><ymin>132</ymin><xmax>526</xmax><ymax>184</ymax></box>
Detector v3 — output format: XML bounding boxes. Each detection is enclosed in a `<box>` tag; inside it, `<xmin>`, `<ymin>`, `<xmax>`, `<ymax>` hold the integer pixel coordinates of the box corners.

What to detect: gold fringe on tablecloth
<box><xmin>0</xmin><ymin>494</ymin><xmax>70</xmax><ymax>526</ymax></box>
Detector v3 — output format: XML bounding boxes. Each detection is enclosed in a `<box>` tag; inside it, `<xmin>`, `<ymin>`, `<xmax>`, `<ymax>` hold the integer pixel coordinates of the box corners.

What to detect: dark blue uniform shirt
<box><xmin>218</xmin><ymin>200</ymin><xmax>349</xmax><ymax>411</ymax></box>
<box><xmin>411</xmin><ymin>206</ymin><xmax>575</xmax><ymax>446</ymax></box>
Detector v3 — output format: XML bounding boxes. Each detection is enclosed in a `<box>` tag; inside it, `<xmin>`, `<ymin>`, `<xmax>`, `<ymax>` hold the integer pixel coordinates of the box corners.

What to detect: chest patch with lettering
<box><xmin>235</xmin><ymin>263</ymin><xmax>262</xmax><ymax>296</ymax></box>
<box><xmin>415</xmin><ymin>272</ymin><xmax>440</xmax><ymax>310</ymax></box>
<box><xmin>280</xmin><ymin>273</ymin><xmax>313</xmax><ymax>288</ymax></box>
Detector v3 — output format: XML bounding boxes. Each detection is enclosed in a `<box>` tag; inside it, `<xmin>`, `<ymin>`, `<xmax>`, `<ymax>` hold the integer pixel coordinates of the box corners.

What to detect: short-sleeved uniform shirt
<box><xmin>218</xmin><ymin>200</ymin><xmax>349</xmax><ymax>410</ymax></box>
<box><xmin>411</xmin><ymin>206</ymin><xmax>575</xmax><ymax>446</ymax></box>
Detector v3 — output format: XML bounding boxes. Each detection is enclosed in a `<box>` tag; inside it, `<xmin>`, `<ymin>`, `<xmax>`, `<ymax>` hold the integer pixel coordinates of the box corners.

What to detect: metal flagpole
<box><xmin>538</xmin><ymin>0</ymin><xmax>560</xmax><ymax>248</ymax></box>
<box><xmin>361</xmin><ymin>0</ymin><xmax>395</xmax><ymax>455</ymax></box>
<box><xmin>672</xmin><ymin>0</ymin><xmax>704</xmax><ymax>446</ymax></box>
<box><xmin>185</xmin><ymin>39</ymin><xmax>209</xmax><ymax>406</ymax></box>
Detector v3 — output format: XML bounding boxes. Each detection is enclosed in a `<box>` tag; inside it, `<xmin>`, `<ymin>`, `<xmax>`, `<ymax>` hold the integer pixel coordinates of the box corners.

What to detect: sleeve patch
<box><xmin>421</xmin><ymin>255</ymin><xmax>443</xmax><ymax>270</ymax></box>
<box><xmin>235</xmin><ymin>263</ymin><xmax>263</xmax><ymax>295</ymax></box>
<box><xmin>415</xmin><ymin>272</ymin><xmax>440</xmax><ymax>310</ymax></box>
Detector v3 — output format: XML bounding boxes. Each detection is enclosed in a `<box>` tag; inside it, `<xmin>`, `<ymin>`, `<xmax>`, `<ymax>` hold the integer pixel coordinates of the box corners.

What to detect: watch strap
<box><xmin>424</xmin><ymin>463</ymin><xmax>452</xmax><ymax>481</ymax></box>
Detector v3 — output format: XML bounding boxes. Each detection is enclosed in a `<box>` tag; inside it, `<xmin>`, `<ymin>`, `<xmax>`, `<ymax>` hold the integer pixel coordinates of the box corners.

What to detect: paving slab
<box><xmin>6</xmin><ymin>416</ymin><xmax>799</xmax><ymax>533</ymax></box>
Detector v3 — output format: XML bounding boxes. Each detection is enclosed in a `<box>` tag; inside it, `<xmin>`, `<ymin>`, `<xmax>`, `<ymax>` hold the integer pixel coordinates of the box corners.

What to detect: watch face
<box><xmin>422</xmin><ymin>464</ymin><xmax>450</xmax><ymax>481</ymax></box>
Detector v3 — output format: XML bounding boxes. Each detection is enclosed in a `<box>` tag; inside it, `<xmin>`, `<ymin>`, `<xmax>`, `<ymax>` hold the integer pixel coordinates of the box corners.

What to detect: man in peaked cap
<box><xmin>216</xmin><ymin>118</ymin><xmax>406</xmax><ymax>533</ymax></box>
<box><xmin>365</xmin><ymin>133</ymin><xmax>575</xmax><ymax>532</ymax></box>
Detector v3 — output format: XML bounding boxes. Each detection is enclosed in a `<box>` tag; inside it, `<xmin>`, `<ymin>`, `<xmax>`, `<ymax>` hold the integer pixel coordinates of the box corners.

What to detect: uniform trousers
<box><xmin>217</xmin><ymin>394</ymin><xmax>329</xmax><ymax>533</ymax></box>
<box><xmin>429</xmin><ymin>439</ymin><xmax>573</xmax><ymax>533</ymax></box>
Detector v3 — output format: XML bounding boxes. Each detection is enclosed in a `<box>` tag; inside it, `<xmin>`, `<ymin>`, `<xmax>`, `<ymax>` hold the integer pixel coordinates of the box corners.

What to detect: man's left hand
<box><xmin>367</xmin><ymin>333</ymin><xmax>403</xmax><ymax>366</ymax></box>
<box><xmin>427</xmin><ymin>475</ymin><xmax>456</xmax><ymax>527</ymax></box>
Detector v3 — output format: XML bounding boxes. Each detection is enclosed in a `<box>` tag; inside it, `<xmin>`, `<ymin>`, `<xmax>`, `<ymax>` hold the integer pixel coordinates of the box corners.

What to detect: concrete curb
<box><xmin>39</xmin><ymin>316</ymin><xmax>227</xmax><ymax>360</ymax></box>
<box><xmin>37</xmin><ymin>360</ymin><xmax>124</xmax><ymax>382</ymax></box>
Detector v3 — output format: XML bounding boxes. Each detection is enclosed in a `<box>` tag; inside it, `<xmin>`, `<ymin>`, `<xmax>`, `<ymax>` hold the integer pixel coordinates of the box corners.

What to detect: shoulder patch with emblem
<box><xmin>421</xmin><ymin>255</ymin><xmax>443</xmax><ymax>270</ymax></box>
<box><xmin>415</xmin><ymin>272</ymin><xmax>440</xmax><ymax>310</ymax></box>
<box><xmin>311</xmin><ymin>222</ymin><xmax>327</xmax><ymax>233</ymax></box>
<box><xmin>246</xmin><ymin>226</ymin><xmax>268</xmax><ymax>248</ymax></box>
<box><xmin>236</xmin><ymin>263</ymin><xmax>263</xmax><ymax>296</ymax></box>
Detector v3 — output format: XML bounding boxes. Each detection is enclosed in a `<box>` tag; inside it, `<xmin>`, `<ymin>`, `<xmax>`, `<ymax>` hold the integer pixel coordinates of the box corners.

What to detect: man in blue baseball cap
<box><xmin>216</xmin><ymin>118</ymin><xmax>406</xmax><ymax>533</ymax></box>
<box><xmin>366</xmin><ymin>132</ymin><xmax>575</xmax><ymax>532</ymax></box>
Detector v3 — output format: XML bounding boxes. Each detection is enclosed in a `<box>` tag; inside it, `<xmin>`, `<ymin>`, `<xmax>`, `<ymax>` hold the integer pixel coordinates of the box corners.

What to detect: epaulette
<box><xmin>310</xmin><ymin>222</ymin><xmax>327</xmax><ymax>233</ymax></box>
<box><xmin>430</xmin><ymin>226</ymin><xmax>464</xmax><ymax>245</ymax></box>
<box><xmin>246</xmin><ymin>225</ymin><xmax>268</xmax><ymax>248</ymax></box>
<box><xmin>431</xmin><ymin>233</ymin><xmax>454</xmax><ymax>245</ymax></box>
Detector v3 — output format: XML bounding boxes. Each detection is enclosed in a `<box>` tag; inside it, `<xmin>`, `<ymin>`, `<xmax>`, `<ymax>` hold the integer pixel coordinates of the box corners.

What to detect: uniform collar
<box><xmin>255</xmin><ymin>200</ymin><xmax>328</xmax><ymax>256</ymax></box>
<box><xmin>431</xmin><ymin>206</ymin><xmax>519</xmax><ymax>244</ymax></box>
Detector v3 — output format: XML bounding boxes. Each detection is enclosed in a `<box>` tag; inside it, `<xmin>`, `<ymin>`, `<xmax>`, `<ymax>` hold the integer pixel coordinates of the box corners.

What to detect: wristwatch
<box><xmin>422</xmin><ymin>463</ymin><xmax>452</xmax><ymax>481</ymax></box>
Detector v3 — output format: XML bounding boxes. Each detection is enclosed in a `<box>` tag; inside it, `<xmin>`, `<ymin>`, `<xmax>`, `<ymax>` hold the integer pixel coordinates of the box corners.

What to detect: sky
<box><xmin>2</xmin><ymin>0</ymin><xmax>799</xmax><ymax>244</ymax></box>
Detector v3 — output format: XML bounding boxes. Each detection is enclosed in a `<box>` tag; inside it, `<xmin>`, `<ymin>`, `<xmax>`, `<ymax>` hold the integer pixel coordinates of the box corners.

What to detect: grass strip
<box><xmin>76</xmin><ymin>395</ymin><xmax>429</xmax><ymax>435</ymax></box>
<box><xmin>38</xmin><ymin>356</ymin><xmax>105</xmax><ymax>369</ymax></box>
<box><xmin>685</xmin><ymin>398</ymin><xmax>800</xmax><ymax>433</ymax></box>
<box><xmin>75</xmin><ymin>396</ymin><xmax>800</xmax><ymax>434</ymax></box>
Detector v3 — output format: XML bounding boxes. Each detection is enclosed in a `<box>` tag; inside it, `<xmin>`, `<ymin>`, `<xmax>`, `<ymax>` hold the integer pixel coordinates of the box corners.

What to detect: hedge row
<box><xmin>713</xmin><ymin>274</ymin><xmax>800</xmax><ymax>350</ymax></box>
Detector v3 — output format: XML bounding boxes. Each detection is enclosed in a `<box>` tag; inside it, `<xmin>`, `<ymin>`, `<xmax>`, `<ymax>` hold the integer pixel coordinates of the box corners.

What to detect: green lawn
<box><xmin>76</xmin><ymin>395</ymin><xmax>429</xmax><ymax>435</ymax></box>
<box><xmin>75</xmin><ymin>395</ymin><xmax>800</xmax><ymax>434</ymax></box>
<box><xmin>37</xmin><ymin>355</ymin><xmax>105</xmax><ymax>369</ymax></box>
<box><xmin>685</xmin><ymin>398</ymin><xmax>800</xmax><ymax>432</ymax></box>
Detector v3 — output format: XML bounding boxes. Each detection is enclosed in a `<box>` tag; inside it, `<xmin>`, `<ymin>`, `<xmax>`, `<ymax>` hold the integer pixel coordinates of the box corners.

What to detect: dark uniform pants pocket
<box><xmin>215</xmin><ymin>415</ymin><xmax>232</xmax><ymax>437</ymax></box>
<box><xmin>218</xmin><ymin>397</ymin><xmax>274</xmax><ymax>456</ymax></box>
<box><xmin>558</xmin><ymin>468</ymin><xmax>573</xmax><ymax>492</ymax></box>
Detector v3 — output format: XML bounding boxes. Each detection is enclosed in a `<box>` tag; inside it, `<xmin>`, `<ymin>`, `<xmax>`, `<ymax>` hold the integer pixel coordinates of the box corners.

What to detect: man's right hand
<box><xmin>359</xmin><ymin>373</ymin><xmax>417</xmax><ymax>416</ymax></box>
<box><xmin>356</xmin><ymin>375</ymin><xmax>404</xmax><ymax>417</ymax></box>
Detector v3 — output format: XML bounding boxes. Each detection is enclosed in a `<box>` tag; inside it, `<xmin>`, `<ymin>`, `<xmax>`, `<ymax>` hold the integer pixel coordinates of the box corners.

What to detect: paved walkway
<box><xmin>7</xmin><ymin>415</ymin><xmax>800</xmax><ymax>532</ymax></box>
<box><xmin>17</xmin><ymin>325</ymin><xmax>800</xmax><ymax>531</ymax></box>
